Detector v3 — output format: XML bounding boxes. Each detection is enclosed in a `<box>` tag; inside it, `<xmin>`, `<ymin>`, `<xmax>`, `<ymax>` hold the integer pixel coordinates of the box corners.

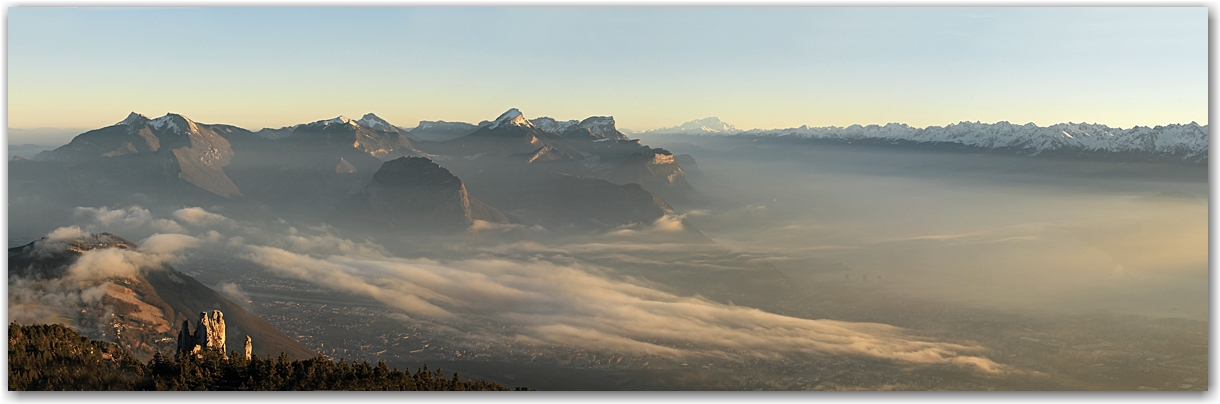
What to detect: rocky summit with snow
<box><xmin>531</xmin><ymin>117</ymin><xmax>579</xmax><ymax>134</ymax></box>
<box><xmin>484</xmin><ymin>108</ymin><xmax>534</xmax><ymax>130</ymax></box>
<box><xmin>532</xmin><ymin>115</ymin><xmax>629</xmax><ymax>141</ymax></box>
<box><xmin>355</xmin><ymin>113</ymin><xmax>399</xmax><ymax>132</ymax></box>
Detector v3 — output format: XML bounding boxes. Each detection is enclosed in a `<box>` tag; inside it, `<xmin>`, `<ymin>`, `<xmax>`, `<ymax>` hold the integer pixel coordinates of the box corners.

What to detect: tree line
<box><xmin>9</xmin><ymin>322</ymin><xmax>529</xmax><ymax>391</ymax></box>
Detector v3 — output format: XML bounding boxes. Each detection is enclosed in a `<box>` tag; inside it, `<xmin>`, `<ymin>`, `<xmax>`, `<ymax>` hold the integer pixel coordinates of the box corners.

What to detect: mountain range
<box><xmin>15</xmin><ymin>108</ymin><xmax>704</xmax><ymax>237</ymax></box>
<box><xmin>636</xmin><ymin>117</ymin><xmax>1208</xmax><ymax>162</ymax></box>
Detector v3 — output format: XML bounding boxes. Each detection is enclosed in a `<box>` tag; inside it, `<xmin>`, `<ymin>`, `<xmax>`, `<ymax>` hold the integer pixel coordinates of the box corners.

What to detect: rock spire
<box><xmin>176</xmin><ymin>310</ymin><xmax>233</xmax><ymax>358</ymax></box>
<box><xmin>244</xmin><ymin>335</ymin><xmax>253</xmax><ymax>360</ymax></box>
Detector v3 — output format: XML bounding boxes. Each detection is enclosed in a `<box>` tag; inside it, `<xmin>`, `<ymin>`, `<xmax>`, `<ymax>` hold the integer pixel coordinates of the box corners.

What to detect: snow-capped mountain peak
<box><xmin>147</xmin><ymin>113</ymin><xmax>201</xmax><ymax>134</ymax></box>
<box><xmin>488</xmin><ymin>108</ymin><xmax>534</xmax><ymax>130</ymax></box>
<box><xmin>357</xmin><ymin>113</ymin><xmax>397</xmax><ymax>132</ymax></box>
<box><xmin>329</xmin><ymin>116</ymin><xmax>354</xmax><ymax>126</ymax></box>
<box><xmin>305</xmin><ymin>115</ymin><xmax>360</xmax><ymax>128</ymax></box>
<box><xmin>646</xmin><ymin>117</ymin><xmax>742</xmax><ymax>135</ymax></box>
<box><xmin>118</xmin><ymin>112</ymin><xmax>151</xmax><ymax>126</ymax></box>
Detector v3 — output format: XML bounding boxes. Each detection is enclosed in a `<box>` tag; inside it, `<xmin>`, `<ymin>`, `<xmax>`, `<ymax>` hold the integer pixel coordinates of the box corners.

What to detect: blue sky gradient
<box><xmin>7</xmin><ymin>7</ymin><xmax>1207</xmax><ymax>131</ymax></box>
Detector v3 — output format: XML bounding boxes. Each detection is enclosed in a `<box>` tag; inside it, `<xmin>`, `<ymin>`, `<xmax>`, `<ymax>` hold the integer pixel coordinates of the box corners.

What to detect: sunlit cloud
<box><xmin>242</xmin><ymin>244</ymin><xmax>1009</xmax><ymax>374</ymax></box>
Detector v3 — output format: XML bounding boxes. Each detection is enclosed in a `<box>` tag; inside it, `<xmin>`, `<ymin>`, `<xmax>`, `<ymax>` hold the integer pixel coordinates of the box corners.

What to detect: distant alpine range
<box><xmin>7</xmin><ymin>108</ymin><xmax>1208</xmax><ymax>390</ymax></box>
<box><xmin>636</xmin><ymin>117</ymin><xmax>1208</xmax><ymax>162</ymax></box>
<box><xmin>12</xmin><ymin>108</ymin><xmax>1206</xmax><ymax>238</ymax></box>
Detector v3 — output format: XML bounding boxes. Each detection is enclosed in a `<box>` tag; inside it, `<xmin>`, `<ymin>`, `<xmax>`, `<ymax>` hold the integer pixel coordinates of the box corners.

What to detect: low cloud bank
<box><xmin>10</xmin><ymin>226</ymin><xmax>206</xmax><ymax>336</ymax></box>
<box><xmin>244</xmin><ymin>245</ymin><xmax>1007</xmax><ymax>374</ymax></box>
<box><xmin>27</xmin><ymin>205</ymin><xmax>1010</xmax><ymax>375</ymax></box>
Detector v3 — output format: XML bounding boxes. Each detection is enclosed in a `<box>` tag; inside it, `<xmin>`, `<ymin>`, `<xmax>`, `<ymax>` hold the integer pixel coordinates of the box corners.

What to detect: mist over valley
<box><xmin>8</xmin><ymin>110</ymin><xmax>1208</xmax><ymax>390</ymax></box>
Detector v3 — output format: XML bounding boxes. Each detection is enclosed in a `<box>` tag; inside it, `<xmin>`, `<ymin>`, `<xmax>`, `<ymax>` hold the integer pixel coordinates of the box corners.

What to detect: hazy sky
<box><xmin>7</xmin><ymin>7</ymin><xmax>1208</xmax><ymax>132</ymax></box>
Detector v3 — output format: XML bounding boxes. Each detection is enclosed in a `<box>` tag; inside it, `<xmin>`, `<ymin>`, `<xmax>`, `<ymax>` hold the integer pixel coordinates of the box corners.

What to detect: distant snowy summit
<box><xmin>642</xmin><ymin>117</ymin><xmax>741</xmax><ymax>135</ymax></box>
<box><xmin>646</xmin><ymin>117</ymin><xmax>1208</xmax><ymax>162</ymax></box>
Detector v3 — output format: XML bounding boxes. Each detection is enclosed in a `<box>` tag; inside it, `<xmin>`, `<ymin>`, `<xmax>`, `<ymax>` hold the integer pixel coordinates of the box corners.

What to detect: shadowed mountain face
<box><xmin>604</xmin><ymin>151</ymin><xmax>698</xmax><ymax>204</ymax></box>
<box><xmin>674</xmin><ymin>154</ymin><xmax>706</xmax><ymax>183</ymax></box>
<box><xmin>335</xmin><ymin>157</ymin><xmax>508</xmax><ymax>233</ymax></box>
<box><xmin>517</xmin><ymin>145</ymin><xmax>595</xmax><ymax>178</ymax></box>
<box><xmin>8</xmin><ymin>233</ymin><xmax>315</xmax><ymax>361</ymax></box>
<box><xmin>507</xmin><ymin>173</ymin><xmax>676</xmax><ymax>231</ymax></box>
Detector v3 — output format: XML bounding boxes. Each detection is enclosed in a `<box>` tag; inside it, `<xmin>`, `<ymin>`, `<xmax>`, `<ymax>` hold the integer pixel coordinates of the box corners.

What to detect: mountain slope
<box><xmin>8</xmin><ymin>232</ymin><xmax>315</xmax><ymax>361</ymax></box>
<box><xmin>36</xmin><ymin>113</ymin><xmax>246</xmax><ymax>198</ymax></box>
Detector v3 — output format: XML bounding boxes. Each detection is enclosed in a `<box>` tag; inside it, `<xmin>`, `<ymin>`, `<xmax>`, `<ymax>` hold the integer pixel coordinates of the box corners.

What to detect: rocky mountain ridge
<box><xmin>15</xmin><ymin>108</ymin><xmax>705</xmax><ymax>237</ymax></box>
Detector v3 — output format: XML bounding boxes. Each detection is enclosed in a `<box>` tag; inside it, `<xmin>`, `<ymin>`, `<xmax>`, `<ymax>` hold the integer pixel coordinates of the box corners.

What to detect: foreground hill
<box><xmin>9</xmin><ymin>322</ymin><xmax>526</xmax><ymax>391</ymax></box>
<box><xmin>8</xmin><ymin>232</ymin><xmax>314</xmax><ymax>361</ymax></box>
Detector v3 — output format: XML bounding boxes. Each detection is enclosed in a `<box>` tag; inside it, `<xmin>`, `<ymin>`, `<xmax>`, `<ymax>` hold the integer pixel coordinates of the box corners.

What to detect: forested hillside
<box><xmin>9</xmin><ymin>323</ymin><xmax>529</xmax><ymax>391</ymax></box>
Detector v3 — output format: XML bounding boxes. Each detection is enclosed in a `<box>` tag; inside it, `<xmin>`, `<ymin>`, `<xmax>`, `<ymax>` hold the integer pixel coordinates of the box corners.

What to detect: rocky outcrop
<box><xmin>244</xmin><ymin>335</ymin><xmax>253</xmax><ymax>360</ymax></box>
<box><xmin>177</xmin><ymin>310</ymin><xmax>228</xmax><ymax>357</ymax></box>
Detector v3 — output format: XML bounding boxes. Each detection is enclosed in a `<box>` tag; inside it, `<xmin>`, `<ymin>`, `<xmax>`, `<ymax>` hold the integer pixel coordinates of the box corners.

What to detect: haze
<box><xmin>5</xmin><ymin>6</ymin><xmax>1209</xmax><ymax>392</ymax></box>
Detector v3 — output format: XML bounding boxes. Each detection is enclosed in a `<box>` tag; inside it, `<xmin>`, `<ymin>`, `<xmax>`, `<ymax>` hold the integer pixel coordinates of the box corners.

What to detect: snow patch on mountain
<box><xmin>147</xmin><ymin>114</ymin><xmax>201</xmax><ymax>135</ymax></box>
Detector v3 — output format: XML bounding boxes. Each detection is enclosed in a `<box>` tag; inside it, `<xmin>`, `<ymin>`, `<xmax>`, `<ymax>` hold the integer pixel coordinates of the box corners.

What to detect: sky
<box><xmin>6</xmin><ymin>6</ymin><xmax>1209</xmax><ymax>133</ymax></box>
